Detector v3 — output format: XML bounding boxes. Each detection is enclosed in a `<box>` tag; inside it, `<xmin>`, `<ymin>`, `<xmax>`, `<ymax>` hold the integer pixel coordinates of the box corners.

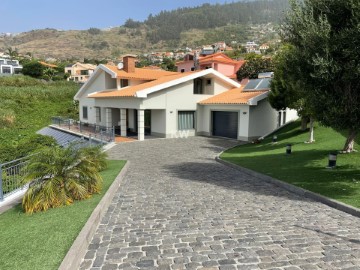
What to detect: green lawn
<box><xmin>221</xmin><ymin>121</ymin><xmax>360</xmax><ymax>208</ymax></box>
<box><xmin>0</xmin><ymin>160</ymin><xmax>126</xmax><ymax>270</ymax></box>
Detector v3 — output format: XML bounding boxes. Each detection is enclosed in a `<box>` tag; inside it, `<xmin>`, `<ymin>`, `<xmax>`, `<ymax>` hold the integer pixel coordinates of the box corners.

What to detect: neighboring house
<box><xmin>74</xmin><ymin>55</ymin><xmax>297</xmax><ymax>142</ymax></box>
<box><xmin>260</xmin><ymin>43</ymin><xmax>270</xmax><ymax>53</ymax></box>
<box><xmin>65</xmin><ymin>62</ymin><xmax>96</xmax><ymax>83</ymax></box>
<box><xmin>245</xmin><ymin>41</ymin><xmax>261</xmax><ymax>54</ymax></box>
<box><xmin>176</xmin><ymin>52</ymin><xmax>245</xmax><ymax>81</ymax></box>
<box><xmin>0</xmin><ymin>58</ymin><xmax>22</xmax><ymax>75</ymax></box>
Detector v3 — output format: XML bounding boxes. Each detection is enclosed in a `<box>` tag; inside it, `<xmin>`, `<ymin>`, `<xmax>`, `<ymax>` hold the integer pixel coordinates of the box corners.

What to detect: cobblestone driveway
<box><xmin>80</xmin><ymin>137</ymin><xmax>360</xmax><ymax>270</ymax></box>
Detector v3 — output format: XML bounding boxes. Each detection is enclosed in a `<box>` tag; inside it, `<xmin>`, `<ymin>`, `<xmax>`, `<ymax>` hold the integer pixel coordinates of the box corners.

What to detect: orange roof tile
<box><xmin>89</xmin><ymin>72</ymin><xmax>192</xmax><ymax>98</ymax></box>
<box><xmin>199</xmin><ymin>87</ymin><xmax>268</xmax><ymax>105</ymax></box>
<box><xmin>39</xmin><ymin>61</ymin><xmax>57</xmax><ymax>68</ymax></box>
<box><xmin>105</xmin><ymin>65</ymin><xmax>177</xmax><ymax>80</ymax></box>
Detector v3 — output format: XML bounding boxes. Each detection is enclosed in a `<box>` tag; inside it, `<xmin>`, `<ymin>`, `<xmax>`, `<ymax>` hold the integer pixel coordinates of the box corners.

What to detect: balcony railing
<box><xmin>0</xmin><ymin>156</ymin><xmax>30</xmax><ymax>201</ymax></box>
<box><xmin>51</xmin><ymin>117</ymin><xmax>115</xmax><ymax>143</ymax></box>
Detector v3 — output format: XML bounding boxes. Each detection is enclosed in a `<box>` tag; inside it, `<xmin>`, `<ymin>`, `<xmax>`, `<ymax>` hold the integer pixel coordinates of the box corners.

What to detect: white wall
<box><xmin>151</xmin><ymin>110</ymin><xmax>166</xmax><ymax>136</ymax></box>
<box><xmin>285</xmin><ymin>108</ymin><xmax>299</xmax><ymax>123</ymax></box>
<box><xmin>248</xmin><ymin>100</ymin><xmax>278</xmax><ymax>138</ymax></box>
<box><xmin>142</xmin><ymin>77</ymin><xmax>233</xmax><ymax>137</ymax></box>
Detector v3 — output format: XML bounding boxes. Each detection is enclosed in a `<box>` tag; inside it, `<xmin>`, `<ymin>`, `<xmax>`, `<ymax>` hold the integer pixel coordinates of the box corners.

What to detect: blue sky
<box><xmin>0</xmin><ymin>0</ymin><xmax>232</xmax><ymax>33</ymax></box>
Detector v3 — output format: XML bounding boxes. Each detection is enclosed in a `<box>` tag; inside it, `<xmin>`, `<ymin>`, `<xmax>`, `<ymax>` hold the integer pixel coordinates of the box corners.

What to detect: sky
<box><xmin>0</xmin><ymin>0</ymin><xmax>233</xmax><ymax>33</ymax></box>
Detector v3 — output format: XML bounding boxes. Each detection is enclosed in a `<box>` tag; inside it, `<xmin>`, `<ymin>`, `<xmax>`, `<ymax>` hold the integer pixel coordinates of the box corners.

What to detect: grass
<box><xmin>221</xmin><ymin>121</ymin><xmax>360</xmax><ymax>208</ymax></box>
<box><xmin>0</xmin><ymin>159</ymin><xmax>126</xmax><ymax>270</ymax></box>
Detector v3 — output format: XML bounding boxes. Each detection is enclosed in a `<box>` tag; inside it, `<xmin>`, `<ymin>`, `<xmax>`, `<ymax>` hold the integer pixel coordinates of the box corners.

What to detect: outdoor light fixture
<box><xmin>272</xmin><ymin>135</ymin><xmax>277</xmax><ymax>143</ymax></box>
<box><xmin>286</xmin><ymin>144</ymin><xmax>292</xmax><ymax>154</ymax></box>
<box><xmin>327</xmin><ymin>152</ymin><xmax>337</xmax><ymax>168</ymax></box>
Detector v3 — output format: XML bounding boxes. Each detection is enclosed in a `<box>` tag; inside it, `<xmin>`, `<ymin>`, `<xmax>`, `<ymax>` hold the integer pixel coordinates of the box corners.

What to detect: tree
<box><xmin>236</xmin><ymin>53</ymin><xmax>274</xmax><ymax>81</ymax></box>
<box><xmin>22</xmin><ymin>145</ymin><xmax>107</xmax><ymax>214</ymax></box>
<box><xmin>6</xmin><ymin>47</ymin><xmax>18</xmax><ymax>59</ymax></box>
<box><xmin>87</xmin><ymin>27</ymin><xmax>101</xmax><ymax>35</ymax></box>
<box><xmin>268</xmin><ymin>45</ymin><xmax>316</xmax><ymax>142</ymax></box>
<box><xmin>22</xmin><ymin>61</ymin><xmax>44</xmax><ymax>78</ymax></box>
<box><xmin>42</xmin><ymin>67</ymin><xmax>56</xmax><ymax>81</ymax></box>
<box><xmin>282</xmin><ymin>0</ymin><xmax>360</xmax><ymax>152</ymax></box>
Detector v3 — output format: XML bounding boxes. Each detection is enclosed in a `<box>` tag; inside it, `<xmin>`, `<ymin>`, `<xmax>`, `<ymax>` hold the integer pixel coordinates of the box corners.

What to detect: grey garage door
<box><xmin>212</xmin><ymin>111</ymin><xmax>238</xmax><ymax>139</ymax></box>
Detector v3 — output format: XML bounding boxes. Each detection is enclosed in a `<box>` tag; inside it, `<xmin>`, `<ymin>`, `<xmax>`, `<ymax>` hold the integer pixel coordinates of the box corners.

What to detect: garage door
<box><xmin>212</xmin><ymin>111</ymin><xmax>238</xmax><ymax>139</ymax></box>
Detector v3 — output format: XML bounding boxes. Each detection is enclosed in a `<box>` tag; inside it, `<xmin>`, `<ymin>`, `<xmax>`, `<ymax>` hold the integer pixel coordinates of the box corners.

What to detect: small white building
<box><xmin>0</xmin><ymin>58</ymin><xmax>22</xmax><ymax>75</ymax></box>
<box><xmin>74</xmin><ymin>55</ymin><xmax>297</xmax><ymax>141</ymax></box>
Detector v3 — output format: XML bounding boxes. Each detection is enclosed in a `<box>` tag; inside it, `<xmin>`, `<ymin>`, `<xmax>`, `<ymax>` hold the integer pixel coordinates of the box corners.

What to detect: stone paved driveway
<box><xmin>80</xmin><ymin>137</ymin><xmax>360</xmax><ymax>270</ymax></box>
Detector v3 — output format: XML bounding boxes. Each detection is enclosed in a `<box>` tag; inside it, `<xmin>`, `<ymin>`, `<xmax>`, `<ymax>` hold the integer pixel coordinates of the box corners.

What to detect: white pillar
<box><xmin>120</xmin><ymin>109</ymin><xmax>127</xmax><ymax>137</ymax></box>
<box><xmin>105</xmin><ymin>108</ymin><xmax>112</xmax><ymax>128</ymax></box>
<box><xmin>95</xmin><ymin>107</ymin><xmax>101</xmax><ymax>125</ymax></box>
<box><xmin>137</xmin><ymin>109</ymin><xmax>145</xmax><ymax>141</ymax></box>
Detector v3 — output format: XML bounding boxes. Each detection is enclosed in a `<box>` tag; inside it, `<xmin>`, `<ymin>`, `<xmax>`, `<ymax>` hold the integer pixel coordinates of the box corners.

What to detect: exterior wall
<box><xmin>285</xmin><ymin>108</ymin><xmax>298</xmax><ymax>122</ymax></box>
<box><xmin>214</xmin><ymin>63</ymin><xmax>234</xmax><ymax>77</ymax></box>
<box><xmin>197</xmin><ymin>104</ymin><xmax>250</xmax><ymax>141</ymax></box>
<box><xmin>151</xmin><ymin>110</ymin><xmax>166</xmax><ymax>137</ymax></box>
<box><xmin>177</xmin><ymin>61</ymin><xmax>195</xmax><ymax>72</ymax></box>
<box><xmin>112</xmin><ymin>108</ymin><xmax>120</xmax><ymax>126</ymax></box>
<box><xmin>143</xmin><ymin>78</ymin><xmax>232</xmax><ymax>137</ymax></box>
<box><xmin>248</xmin><ymin>100</ymin><xmax>278</xmax><ymax>139</ymax></box>
<box><xmin>128</xmin><ymin>109</ymin><xmax>135</xmax><ymax>131</ymax></box>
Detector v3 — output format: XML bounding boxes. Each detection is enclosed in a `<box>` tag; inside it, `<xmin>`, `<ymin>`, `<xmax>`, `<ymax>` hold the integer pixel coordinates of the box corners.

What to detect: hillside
<box><xmin>0</xmin><ymin>0</ymin><xmax>288</xmax><ymax>59</ymax></box>
<box><xmin>0</xmin><ymin>76</ymin><xmax>79</xmax><ymax>162</ymax></box>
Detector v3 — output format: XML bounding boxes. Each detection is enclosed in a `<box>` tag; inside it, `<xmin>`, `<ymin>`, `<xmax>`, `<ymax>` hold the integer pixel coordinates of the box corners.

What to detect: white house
<box><xmin>74</xmin><ymin>55</ymin><xmax>297</xmax><ymax>142</ymax></box>
<box><xmin>0</xmin><ymin>58</ymin><xmax>22</xmax><ymax>75</ymax></box>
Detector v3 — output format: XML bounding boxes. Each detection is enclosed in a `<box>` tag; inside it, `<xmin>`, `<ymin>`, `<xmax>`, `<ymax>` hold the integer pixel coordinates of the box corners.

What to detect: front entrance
<box><xmin>212</xmin><ymin>111</ymin><xmax>238</xmax><ymax>139</ymax></box>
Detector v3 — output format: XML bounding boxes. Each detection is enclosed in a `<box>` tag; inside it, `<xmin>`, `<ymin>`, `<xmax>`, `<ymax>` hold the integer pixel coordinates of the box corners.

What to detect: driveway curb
<box><xmin>59</xmin><ymin>161</ymin><xmax>130</xmax><ymax>270</ymax></box>
<box><xmin>216</xmin><ymin>156</ymin><xmax>360</xmax><ymax>218</ymax></box>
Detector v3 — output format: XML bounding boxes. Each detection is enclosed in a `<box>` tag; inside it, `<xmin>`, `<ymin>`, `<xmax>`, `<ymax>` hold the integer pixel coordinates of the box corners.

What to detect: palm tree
<box><xmin>22</xmin><ymin>144</ymin><xmax>107</xmax><ymax>214</ymax></box>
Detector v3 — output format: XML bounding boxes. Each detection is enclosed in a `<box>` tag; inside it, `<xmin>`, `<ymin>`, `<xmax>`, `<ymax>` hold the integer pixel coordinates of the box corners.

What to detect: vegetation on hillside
<box><xmin>0</xmin><ymin>0</ymin><xmax>287</xmax><ymax>59</ymax></box>
<box><xmin>145</xmin><ymin>0</ymin><xmax>288</xmax><ymax>43</ymax></box>
<box><xmin>0</xmin><ymin>76</ymin><xmax>79</xmax><ymax>162</ymax></box>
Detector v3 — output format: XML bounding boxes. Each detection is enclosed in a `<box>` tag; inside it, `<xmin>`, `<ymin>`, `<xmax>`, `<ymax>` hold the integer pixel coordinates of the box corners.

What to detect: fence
<box><xmin>0</xmin><ymin>156</ymin><xmax>30</xmax><ymax>201</ymax></box>
<box><xmin>51</xmin><ymin>117</ymin><xmax>115</xmax><ymax>143</ymax></box>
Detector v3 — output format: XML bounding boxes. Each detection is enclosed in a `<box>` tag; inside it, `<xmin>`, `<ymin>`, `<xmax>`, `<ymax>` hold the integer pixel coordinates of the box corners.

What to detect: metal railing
<box><xmin>0</xmin><ymin>156</ymin><xmax>30</xmax><ymax>201</ymax></box>
<box><xmin>51</xmin><ymin>117</ymin><xmax>115</xmax><ymax>143</ymax></box>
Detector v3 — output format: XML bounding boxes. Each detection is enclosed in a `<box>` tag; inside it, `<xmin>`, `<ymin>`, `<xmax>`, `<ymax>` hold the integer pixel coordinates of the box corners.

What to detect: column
<box><xmin>95</xmin><ymin>107</ymin><xmax>101</xmax><ymax>125</ymax></box>
<box><xmin>137</xmin><ymin>109</ymin><xmax>145</xmax><ymax>141</ymax></box>
<box><xmin>105</xmin><ymin>108</ymin><xmax>112</xmax><ymax>128</ymax></box>
<box><xmin>120</xmin><ymin>109</ymin><xmax>127</xmax><ymax>137</ymax></box>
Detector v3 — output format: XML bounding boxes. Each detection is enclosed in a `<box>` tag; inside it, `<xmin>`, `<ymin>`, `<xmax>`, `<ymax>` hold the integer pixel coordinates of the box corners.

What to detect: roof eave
<box><xmin>247</xmin><ymin>91</ymin><xmax>269</xmax><ymax>105</ymax></box>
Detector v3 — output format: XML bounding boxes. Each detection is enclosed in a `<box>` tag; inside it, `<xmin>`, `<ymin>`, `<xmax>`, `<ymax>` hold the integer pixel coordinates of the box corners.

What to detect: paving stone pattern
<box><xmin>80</xmin><ymin>137</ymin><xmax>360</xmax><ymax>270</ymax></box>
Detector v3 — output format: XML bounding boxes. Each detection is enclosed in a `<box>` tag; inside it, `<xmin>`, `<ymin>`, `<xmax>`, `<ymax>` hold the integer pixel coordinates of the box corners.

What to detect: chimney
<box><xmin>123</xmin><ymin>54</ymin><xmax>136</xmax><ymax>73</ymax></box>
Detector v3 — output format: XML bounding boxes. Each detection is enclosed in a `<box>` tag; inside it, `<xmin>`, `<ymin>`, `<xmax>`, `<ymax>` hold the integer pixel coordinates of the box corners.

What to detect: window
<box><xmin>121</xmin><ymin>79</ymin><xmax>129</xmax><ymax>87</ymax></box>
<box><xmin>178</xmin><ymin>111</ymin><xmax>195</xmax><ymax>130</ymax></box>
<box><xmin>82</xmin><ymin>106</ymin><xmax>88</xmax><ymax>119</ymax></box>
<box><xmin>13</xmin><ymin>68</ymin><xmax>22</xmax><ymax>74</ymax></box>
<box><xmin>193</xmin><ymin>78</ymin><xmax>203</xmax><ymax>94</ymax></box>
<box><xmin>80</xmin><ymin>70</ymin><xmax>89</xmax><ymax>75</ymax></box>
<box><xmin>207</xmin><ymin>79</ymin><xmax>211</xmax><ymax>85</ymax></box>
<box><xmin>2</xmin><ymin>66</ymin><xmax>11</xmax><ymax>74</ymax></box>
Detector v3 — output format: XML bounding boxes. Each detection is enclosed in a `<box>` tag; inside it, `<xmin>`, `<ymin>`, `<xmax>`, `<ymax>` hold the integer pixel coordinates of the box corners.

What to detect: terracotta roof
<box><xmin>199</xmin><ymin>87</ymin><xmax>268</xmax><ymax>105</ymax></box>
<box><xmin>104</xmin><ymin>65</ymin><xmax>177</xmax><ymax>80</ymax></box>
<box><xmin>39</xmin><ymin>61</ymin><xmax>57</xmax><ymax>68</ymax></box>
<box><xmin>89</xmin><ymin>72</ymin><xmax>192</xmax><ymax>98</ymax></box>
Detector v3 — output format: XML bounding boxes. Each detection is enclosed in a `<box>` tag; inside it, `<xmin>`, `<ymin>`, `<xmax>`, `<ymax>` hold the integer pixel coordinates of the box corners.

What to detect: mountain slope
<box><xmin>0</xmin><ymin>0</ymin><xmax>288</xmax><ymax>59</ymax></box>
